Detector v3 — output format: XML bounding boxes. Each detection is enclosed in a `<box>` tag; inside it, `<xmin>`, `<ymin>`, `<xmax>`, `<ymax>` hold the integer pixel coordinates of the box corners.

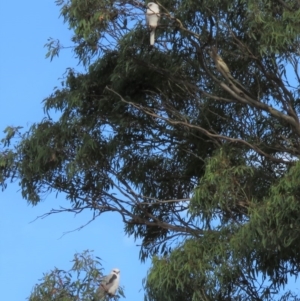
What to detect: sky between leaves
<box><xmin>0</xmin><ymin>1</ymin><xmax>149</xmax><ymax>300</ymax></box>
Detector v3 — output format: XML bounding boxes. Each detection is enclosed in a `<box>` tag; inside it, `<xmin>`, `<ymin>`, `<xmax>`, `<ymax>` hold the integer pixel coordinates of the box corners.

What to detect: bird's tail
<box><xmin>94</xmin><ymin>288</ymin><xmax>107</xmax><ymax>301</ymax></box>
<box><xmin>150</xmin><ymin>29</ymin><xmax>155</xmax><ymax>45</ymax></box>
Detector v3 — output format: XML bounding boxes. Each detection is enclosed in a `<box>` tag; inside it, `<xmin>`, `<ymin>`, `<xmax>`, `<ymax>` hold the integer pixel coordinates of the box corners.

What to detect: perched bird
<box><xmin>146</xmin><ymin>2</ymin><xmax>160</xmax><ymax>45</ymax></box>
<box><xmin>95</xmin><ymin>268</ymin><xmax>120</xmax><ymax>300</ymax></box>
<box><xmin>209</xmin><ymin>47</ymin><xmax>254</xmax><ymax>98</ymax></box>
<box><xmin>209</xmin><ymin>47</ymin><xmax>233</xmax><ymax>80</ymax></box>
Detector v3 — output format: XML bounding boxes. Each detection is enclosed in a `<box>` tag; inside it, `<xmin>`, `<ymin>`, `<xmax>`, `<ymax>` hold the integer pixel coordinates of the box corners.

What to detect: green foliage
<box><xmin>2</xmin><ymin>0</ymin><xmax>300</xmax><ymax>300</ymax></box>
<box><xmin>190</xmin><ymin>149</ymin><xmax>255</xmax><ymax>224</ymax></box>
<box><xmin>28</xmin><ymin>250</ymin><xmax>125</xmax><ymax>301</ymax></box>
<box><xmin>145</xmin><ymin>236</ymin><xmax>300</xmax><ymax>301</ymax></box>
<box><xmin>145</xmin><ymin>148</ymin><xmax>300</xmax><ymax>300</ymax></box>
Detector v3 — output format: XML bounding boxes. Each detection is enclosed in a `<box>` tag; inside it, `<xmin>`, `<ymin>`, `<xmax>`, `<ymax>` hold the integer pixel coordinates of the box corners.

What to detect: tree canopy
<box><xmin>1</xmin><ymin>0</ymin><xmax>300</xmax><ymax>300</ymax></box>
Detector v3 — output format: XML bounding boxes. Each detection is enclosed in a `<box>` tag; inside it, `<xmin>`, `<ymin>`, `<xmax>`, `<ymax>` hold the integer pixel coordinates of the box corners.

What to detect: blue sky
<box><xmin>0</xmin><ymin>1</ymin><xmax>149</xmax><ymax>300</ymax></box>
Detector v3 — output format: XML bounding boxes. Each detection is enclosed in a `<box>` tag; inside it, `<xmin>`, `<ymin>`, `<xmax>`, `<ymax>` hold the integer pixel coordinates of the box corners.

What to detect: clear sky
<box><xmin>0</xmin><ymin>1</ymin><xmax>149</xmax><ymax>300</ymax></box>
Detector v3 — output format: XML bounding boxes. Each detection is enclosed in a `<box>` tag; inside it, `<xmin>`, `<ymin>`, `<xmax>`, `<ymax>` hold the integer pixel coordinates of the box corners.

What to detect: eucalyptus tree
<box><xmin>1</xmin><ymin>0</ymin><xmax>300</xmax><ymax>300</ymax></box>
<box><xmin>28</xmin><ymin>250</ymin><xmax>124</xmax><ymax>301</ymax></box>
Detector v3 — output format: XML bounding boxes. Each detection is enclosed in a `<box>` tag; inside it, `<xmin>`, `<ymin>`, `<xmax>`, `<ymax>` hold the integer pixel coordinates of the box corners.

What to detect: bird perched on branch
<box><xmin>95</xmin><ymin>268</ymin><xmax>120</xmax><ymax>300</ymax></box>
<box><xmin>209</xmin><ymin>47</ymin><xmax>255</xmax><ymax>98</ymax></box>
<box><xmin>209</xmin><ymin>47</ymin><xmax>234</xmax><ymax>80</ymax></box>
<box><xmin>146</xmin><ymin>2</ymin><xmax>160</xmax><ymax>45</ymax></box>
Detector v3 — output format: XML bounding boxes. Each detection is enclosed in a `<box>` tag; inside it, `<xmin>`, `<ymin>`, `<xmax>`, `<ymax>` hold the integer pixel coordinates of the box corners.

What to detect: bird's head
<box><xmin>147</xmin><ymin>2</ymin><xmax>155</xmax><ymax>8</ymax></box>
<box><xmin>112</xmin><ymin>268</ymin><xmax>120</xmax><ymax>275</ymax></box>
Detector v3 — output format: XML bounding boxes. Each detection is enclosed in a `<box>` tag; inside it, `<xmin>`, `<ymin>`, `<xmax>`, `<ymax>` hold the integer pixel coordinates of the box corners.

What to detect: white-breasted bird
<box><xmin>146</xmin><ymin>2</ymin><xmax>160</xmax><ymax>45</ymax></box>
<box><xmin>95</xmin><ymin>268</ymin><xmax>120</xmax><ymax>300</ymax></box>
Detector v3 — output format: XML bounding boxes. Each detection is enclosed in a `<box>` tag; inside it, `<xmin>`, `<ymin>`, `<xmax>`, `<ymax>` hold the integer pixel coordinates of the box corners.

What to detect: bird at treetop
<box><xmin>146</xmin><ymin>2</ymin><xmax>160</xmax><ymax>45</ymax></box>
<box><xmin>95</xmin><ymin>268</ymin><xmax>120</xmax><ymax>300</ymax></box>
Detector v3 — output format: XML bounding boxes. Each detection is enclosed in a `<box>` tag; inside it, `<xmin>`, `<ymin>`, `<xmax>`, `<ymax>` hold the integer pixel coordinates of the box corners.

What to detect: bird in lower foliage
<box><xmin>95</xmin><ymin>268</ymin><xmax>120</xmax><ymax>300</ymax></box>
<box><xmin>146</xmin><ymin>2</ymin><xmax>160</xmax><ymax>45</ymax></box>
